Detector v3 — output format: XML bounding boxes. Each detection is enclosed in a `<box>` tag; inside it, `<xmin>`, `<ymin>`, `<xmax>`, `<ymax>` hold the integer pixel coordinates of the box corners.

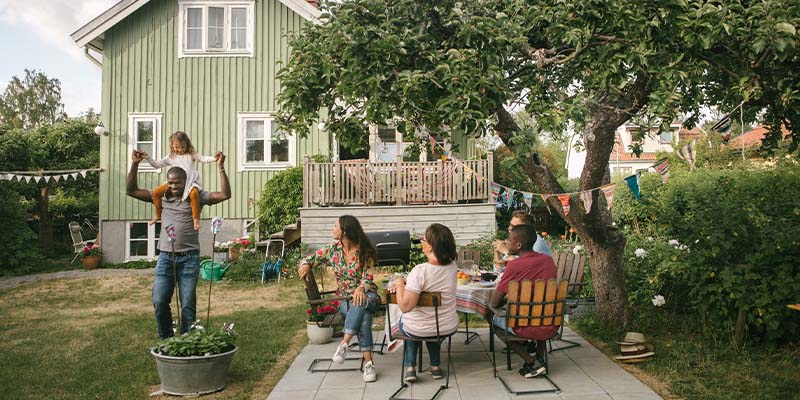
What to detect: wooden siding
<box><xmin>99</xmin><ymin>0</ymin><xmax>328</xmax><ymax>221</ymax></box>
<box><xmin>299</xmin><ymin>204</ymin><xmax>497</xmax><ymax>250</ymax></box>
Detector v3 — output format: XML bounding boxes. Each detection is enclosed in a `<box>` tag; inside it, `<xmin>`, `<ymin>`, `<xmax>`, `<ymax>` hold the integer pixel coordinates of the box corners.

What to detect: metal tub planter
<box><xmin>151</xmin><ymin>346</ymin><xmax>238</xmax><ymax>396</ymax></box>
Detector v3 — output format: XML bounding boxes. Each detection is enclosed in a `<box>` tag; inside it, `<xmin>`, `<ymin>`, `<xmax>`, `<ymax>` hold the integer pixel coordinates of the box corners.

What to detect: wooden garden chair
<box><xmin>303</xmin><ymin>269</ymin><xmax>361</xmax><ymax>373</ymax></box>
<box><xmin>489</xmin><ymin>279</ymin><xmax>569</xmax><ymax>395</ymax></box>
<box><xmin>385</xmin><ymin>291</ymin><xmax>455</xmax><ymax>400</ymax></box>
<box><xmin>549</xmin><ymin>251</ymin><xmax>589</xmax><ymax>352</ymax></box>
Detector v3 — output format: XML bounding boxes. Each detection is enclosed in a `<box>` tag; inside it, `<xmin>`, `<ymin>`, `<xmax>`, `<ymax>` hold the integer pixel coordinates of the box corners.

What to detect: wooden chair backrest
<box><xmin>506</xmin><ymin>279</ymin><xmax>569</xmax><ymax>329</ymax></box>
<box><xmin>386</xmin><ymin>291</ymin><xmax>441</xmax><ymax>308</ymax></box>
<box><xmin>552</xmin><ymin>252</ymin><xmax>587</xmax><ymax>296</ymax></box>
<box><xmin>457</xmin><ymin>249</ymin><xmax>481</xmax><ymax>268</ymax></box>
<box><xmin>303</xmin><ymin>269</ymin><xmax>322</xmax><ymax>302</ymax></box>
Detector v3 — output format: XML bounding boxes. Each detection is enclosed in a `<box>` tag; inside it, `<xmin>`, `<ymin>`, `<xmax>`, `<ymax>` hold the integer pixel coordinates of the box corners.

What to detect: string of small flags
<box><xmin>0</xmin><ymin>168</ymin><xmax>102</xmax><ymax>184</ymax></box>
<box><xmin>490</xmin><ymin>181</ymin><xmax>617</xmax><ymax>216</ymax></box>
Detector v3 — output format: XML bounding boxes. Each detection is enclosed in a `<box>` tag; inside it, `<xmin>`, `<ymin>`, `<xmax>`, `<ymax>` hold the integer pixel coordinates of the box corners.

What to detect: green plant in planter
<box><xmin>155</xmin><ymin>323</ymin><xmax>237</xmax><ymax>357</ymax></box>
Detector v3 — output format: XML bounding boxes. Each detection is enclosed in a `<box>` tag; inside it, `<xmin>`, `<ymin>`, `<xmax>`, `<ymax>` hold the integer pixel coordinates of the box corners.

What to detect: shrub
<box><xmin>256</xmin><ymin>166</ymin><xmax>303</xmax><ymax>236</ymax></box>
<box><xmin>155</xmin><ymin>325</ymin><xmax>237</xmax><ymax>357</ymax></box>
<box><xmin>0</xmin><ymin>185</ymin><xmax>43</xmax><ymax>275</ymax></box>
<box><xmin>614</xmin><ymin>164</ymin><xmax>800</xmax><ymax>343</ymax></box>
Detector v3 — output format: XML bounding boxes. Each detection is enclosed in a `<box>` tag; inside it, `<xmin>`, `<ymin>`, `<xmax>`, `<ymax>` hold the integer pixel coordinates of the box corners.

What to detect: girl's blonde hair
<box><xmin>168</xmin><ymin>131</ymin><xmax>196</xmax><ymax>157</ymax></box>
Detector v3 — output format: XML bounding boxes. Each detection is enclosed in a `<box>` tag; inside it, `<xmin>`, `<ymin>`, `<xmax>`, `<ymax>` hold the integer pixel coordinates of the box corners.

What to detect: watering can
<box><xmin>200</xmin><ymin>260</ymin><xmax>231</xmax><ymax>281</ymax></box>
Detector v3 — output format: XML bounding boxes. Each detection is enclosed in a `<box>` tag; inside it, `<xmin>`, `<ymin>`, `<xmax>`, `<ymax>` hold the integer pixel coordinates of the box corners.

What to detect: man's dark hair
<box><xmin>167</xmin><ymin>166</ymin><xmax>187</xmax><ymax>181</ymax></box>
<box><xmin>511</xmin><ymin>210</ymin><xmax>535</xmax><ymax>226</ymax></box>
<box><xmin>425</xmin><ymin>223</ymin><xmax>458</xmax><ymax>265</ymax></box>
<box><xmin>511</xmin><ymin>224</ymin><xmax>538</xmax><ymax>251</ymax></box>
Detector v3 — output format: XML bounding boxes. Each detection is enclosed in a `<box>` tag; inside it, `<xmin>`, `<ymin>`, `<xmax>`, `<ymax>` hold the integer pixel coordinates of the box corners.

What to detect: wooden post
<box><xmin>486</xmin><ymin>151</ymin><xmax>494</xmax><ymax>203</ymax></box>
<box><xmin>395</xmin><ymin>153</ymin><xmax>403</xmax><ymax>205</ymax></box>
<box><xmin>303</xmin><ymin>156</ymin><xmax>310</xmax><ymax>208</ymax></box>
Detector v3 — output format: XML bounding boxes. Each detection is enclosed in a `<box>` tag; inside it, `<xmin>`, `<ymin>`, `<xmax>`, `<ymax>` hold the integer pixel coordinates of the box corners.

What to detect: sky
<box><xmin>0</xmin><ymin>0</ymin><xmax>116</xmax><ymax>117</ymax></box>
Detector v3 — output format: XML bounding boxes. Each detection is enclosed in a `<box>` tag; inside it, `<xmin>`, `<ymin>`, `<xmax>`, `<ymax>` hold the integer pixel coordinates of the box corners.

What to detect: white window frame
<box><xmin>178</xmin><ymin>1</ymin><xmax>255</xmax><ymax>58</ymax></box>
<box><xmin>125</xmin><ymin>221</ymin><xmax>161</xmax><ymax>260</ymax></box>
<box><xmin>237</xmin><ymin>113</ymin><xmax>297</xmax><ymax>171</ymax></box>
<box><xmin>128</xmin><ymin>113</ymin><xmax>163</xmax><ymax>173</ymax></box>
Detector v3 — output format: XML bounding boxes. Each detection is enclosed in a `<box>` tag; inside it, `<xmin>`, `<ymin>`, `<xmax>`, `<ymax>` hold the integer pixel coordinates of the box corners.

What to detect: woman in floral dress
<box><xmin>298</xmin><ymin>215</ymin><xmax>380</xmax><ymax>382</ymax></box>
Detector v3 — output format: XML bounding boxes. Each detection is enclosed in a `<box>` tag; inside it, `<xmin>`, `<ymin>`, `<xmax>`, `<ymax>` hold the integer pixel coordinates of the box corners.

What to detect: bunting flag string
<box><xmin>557</xmin><ymin>194</ymin><xmax>571</xmax><ymax>215</ymax></box>
<box><xmin>0</xmin><ymin>168</ymin><xmax>102</xmax><ymax>184</ymax></box>
<box><xmin>624</xmin><ymin>174</ymin><xmax>641</xmax><ymax>200</ymax></box>
<box><xmin>600</xmin><ymin>184</ymin><xmax>615</xmax><ymax>210</ymax></box>
<box><xmin>506</xmin><ymin>188</ymin><xmax>516</xmax><ymax>208</ymax></box>
<box><xmin>677</xmin><ymin>138</ymin><xmax>697</xmax><ymax>171</ymax></box>
<box><xmin>521</xmin><ymin>192</ymin><xmax>533</xmax><ymax>209</ymax></box>
<box><xmin>579</xmin><ymin>190</ymin><xmax>593</xmax><ymax>214</ymax></box>
<box><xmin>712</xmin><ymin>114</ymin><xmax>733</xmax><ymax>144</ymax></box>
<box><xmin>652</xmin><ymin>158</ymin><xmax>670</xmax><ymax>183</ymax></box>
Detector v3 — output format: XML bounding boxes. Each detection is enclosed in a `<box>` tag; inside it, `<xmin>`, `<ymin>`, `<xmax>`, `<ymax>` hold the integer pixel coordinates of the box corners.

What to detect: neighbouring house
<box><xmin>72</xmin><ymin>0</ymin><xmax>495</xmax><ymax>263</ymax></box>
<box><xmin>567</xmin><ymin>122</ymin><xmax>703</xmax><ymax>179</ymax></box>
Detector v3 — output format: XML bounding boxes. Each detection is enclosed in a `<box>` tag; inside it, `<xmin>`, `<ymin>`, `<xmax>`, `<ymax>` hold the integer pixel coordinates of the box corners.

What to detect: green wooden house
<box><xmin>73</xmin><ymin>0</ymin><xmax>495</xmax><ymax>264</ymax></box>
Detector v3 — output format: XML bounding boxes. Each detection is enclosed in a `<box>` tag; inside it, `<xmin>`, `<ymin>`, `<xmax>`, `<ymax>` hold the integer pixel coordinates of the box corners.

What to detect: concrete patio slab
<box><xmin>268</xmin><ymin>327</ymin><xmax>661</xmax><ymax>400</ymax></box>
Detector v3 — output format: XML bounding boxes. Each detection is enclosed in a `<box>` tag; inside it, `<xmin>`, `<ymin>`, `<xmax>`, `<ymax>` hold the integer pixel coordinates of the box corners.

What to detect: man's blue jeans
<box><xmin>399</xmin><ymin>319</ymin><xmax>441</xmax><ymax>368</ymax></box>
<box><xmin>153</xmin><ymin>251</ymin><xmax>200</xmax><ymax>339</ymax></box>
<box><xmin>339</xmin><ymin>291</ymin><xmax>380</xmax><ymax>351</ymax></box>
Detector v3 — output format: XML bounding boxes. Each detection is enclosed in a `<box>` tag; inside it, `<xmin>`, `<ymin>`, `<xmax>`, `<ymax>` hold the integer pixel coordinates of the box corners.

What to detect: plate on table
<box><xmin>476</xmin><ymin>281</ymin><xmax>496</xmax><ymax>288</ymax></box>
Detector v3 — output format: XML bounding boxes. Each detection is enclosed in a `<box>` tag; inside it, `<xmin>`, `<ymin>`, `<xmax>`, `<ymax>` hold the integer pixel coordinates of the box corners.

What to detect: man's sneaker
<box><xmin>518</xmin><ymin>361</ymin><xmax>546</xmax><ymax>378</ymax></box>
<box><xmin>332</xmin><ymin>342</ymin><xmax>347</xmax><ymax>364</ymax></box>
<box><xmin>363</xmin><ymin>361</ymin><xmax>377</xmax><ymax>382</ymax></box>
<box><xmin>404</xmin><ymin>368</ymin><xmax>417</xmax><ymax>383</ymax></box>
<box><xmin>429</xmin><ymin>367</ymin><xmax>444</xmax><ymax>380</ymax></box>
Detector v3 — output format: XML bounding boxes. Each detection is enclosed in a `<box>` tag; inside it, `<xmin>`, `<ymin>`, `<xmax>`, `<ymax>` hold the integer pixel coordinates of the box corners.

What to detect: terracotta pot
<box><xmin>82</xmin><ymin>255</ymin><xmax>101</xmax><ymax>270</ymax></box>
<box><xmin>228</xmin><ymin>247</ymin><xmax>240</xmax><ymax>262</ymax></box>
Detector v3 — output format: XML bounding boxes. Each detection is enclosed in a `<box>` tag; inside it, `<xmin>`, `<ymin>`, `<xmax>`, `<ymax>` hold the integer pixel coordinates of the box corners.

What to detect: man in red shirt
<box><xmin>490</xmin><ymin>224</ymin><xmax>557</xmax><ymax>378</ymax></box>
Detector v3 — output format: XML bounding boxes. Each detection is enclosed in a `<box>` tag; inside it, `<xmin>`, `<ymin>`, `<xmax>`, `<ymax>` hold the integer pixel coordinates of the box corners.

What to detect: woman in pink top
<box><xmin>389</xmin><ymin>223</ymin><xmax>458</xmax><ymax>383</ymax></box>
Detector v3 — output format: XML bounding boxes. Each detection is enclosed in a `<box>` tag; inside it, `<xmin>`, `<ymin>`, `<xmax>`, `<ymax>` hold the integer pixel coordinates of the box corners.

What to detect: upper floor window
<box><xmin>178</xmin><ymin>1</ymin><xmax>254</xmax><ymax>57</ymax></box>
<box><xmin>659</xmin><ymin>130</ymin><xmax>674</xmax><ymax>144</ymax></box>
<box><xmin>237</xmin><ymin>113</ymin><xmax>297</xmax><ymax>171</ymax></box>
<box><xmin>128</xmin><ymin>113</ymin><xmax>162</xmax><ymax>172</ymax></box>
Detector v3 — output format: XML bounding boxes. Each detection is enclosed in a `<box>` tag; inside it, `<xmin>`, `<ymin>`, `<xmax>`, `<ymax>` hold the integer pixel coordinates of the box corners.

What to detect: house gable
<box><xmin>71</xmin><ymin>0</ymin><xmax>320</xmax><ymax>52</ymax></box>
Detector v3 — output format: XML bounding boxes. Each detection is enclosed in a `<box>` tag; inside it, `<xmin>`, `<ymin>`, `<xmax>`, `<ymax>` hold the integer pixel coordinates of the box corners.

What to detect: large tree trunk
<box><xmin>36</xmin><ymin>184</ymin><xmax>53</xmax><ymax>250</ymax></box>
<box><xmin>494</xmin><ymin>75</ymin><xmax>650</xmax><ymax>329</ymax></box>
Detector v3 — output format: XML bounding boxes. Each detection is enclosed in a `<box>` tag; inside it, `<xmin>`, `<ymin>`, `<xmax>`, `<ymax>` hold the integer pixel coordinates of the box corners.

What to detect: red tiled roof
<box><xmin>727</xmin><ymin>125</ymin><xmax>791</xmax><ymax>148</ymax></box>
<box><xmin>611</xmin><ymin>126</ymin><xmax>706</xmax><ymax>161</ymax></box>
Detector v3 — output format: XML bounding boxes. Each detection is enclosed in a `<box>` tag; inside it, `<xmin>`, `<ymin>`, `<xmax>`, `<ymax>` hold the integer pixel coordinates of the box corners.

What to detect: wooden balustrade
<box><xmin>302</xmin><ymin>153</ymin><xmax>493</xmax><ymax>207</ymax></box>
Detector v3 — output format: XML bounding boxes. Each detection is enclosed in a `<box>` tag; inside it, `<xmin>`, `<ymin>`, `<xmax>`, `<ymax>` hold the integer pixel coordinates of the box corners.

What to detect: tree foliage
<box><xmin>277</xmin><ymin>0</ymin><xmax>799</xmax><ymax>328</ymax></box>
<box><xmin>0</xmin><ymin>69</ymin><xmax>66</xmax><ymax>130</ymax></box>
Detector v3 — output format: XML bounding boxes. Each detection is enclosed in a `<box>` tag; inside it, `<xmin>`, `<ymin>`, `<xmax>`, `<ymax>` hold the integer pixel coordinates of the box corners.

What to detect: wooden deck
<box><xmin>302</xmin><ymin>154</ymin><xmax>493</xmax><ymax>207</ymax></box>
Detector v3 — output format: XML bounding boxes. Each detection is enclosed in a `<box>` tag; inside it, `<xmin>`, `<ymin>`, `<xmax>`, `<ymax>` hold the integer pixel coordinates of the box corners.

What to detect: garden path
<box><xmin>0</xmin><ymin>268</ymin><xmax>153</xmax><ymax>291</ymax></box>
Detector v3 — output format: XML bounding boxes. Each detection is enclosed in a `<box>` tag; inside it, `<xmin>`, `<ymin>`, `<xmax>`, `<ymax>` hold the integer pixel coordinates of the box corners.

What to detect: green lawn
<box><xmin>0</xmin><ymin>274</ymin><xmax>308</xmax><ymax>399</ymax></box>
<box><xmin>572</xmin><ymin>313</ymin><xmax>800</xmax><ymax>400</ymax></box>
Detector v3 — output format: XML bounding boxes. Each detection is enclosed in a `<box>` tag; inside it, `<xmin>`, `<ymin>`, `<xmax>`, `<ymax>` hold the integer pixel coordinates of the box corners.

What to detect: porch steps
<box><xmin>258</xmin><ymin>218</ymin><xmax>302</xmax><ymax>255</ymax></box>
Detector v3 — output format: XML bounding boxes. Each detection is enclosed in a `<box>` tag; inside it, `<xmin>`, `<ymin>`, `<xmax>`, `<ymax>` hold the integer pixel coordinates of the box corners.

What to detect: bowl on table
<box><xmin>481</xmin><ymin>272</ymin><xmax>497</xmax><ymax>282</ymax></box>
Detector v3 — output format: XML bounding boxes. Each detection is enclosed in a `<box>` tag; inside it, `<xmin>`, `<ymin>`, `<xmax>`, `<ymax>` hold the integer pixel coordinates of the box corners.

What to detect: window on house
<box><xmin>612</xmin><ymin>167</ymin><xmax>632</xmax><ymax>176</ymax></box>
<box><xmin>178</xmin><ymin>2</ymin><xmax>254</xmax><ymax>57</ymax></box>
<box><xmin>128</xmin><ymin>113</ymin><xmax>162</xmax><ymax>172</ymax></box>
<box><xmin>659</xmin><ymin>130</ymin><xmax>674</xmax><ymax>144</ymax></box>
<box><xmin>237</xmin><ymin>113</ymin><xmax>296</xmax><ymax>170</ymax></box>
<box><xmin>127</xmin><ymin>222</ymin><xmax>161</xmax><ymax>260</ymax></box>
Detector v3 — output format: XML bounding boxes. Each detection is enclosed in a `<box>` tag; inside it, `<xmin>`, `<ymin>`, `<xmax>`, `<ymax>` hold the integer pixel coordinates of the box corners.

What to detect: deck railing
<box><xmin>303</xmin><ymin>152</ymin><xmax>493</xmax><ymax>207</ymax></box>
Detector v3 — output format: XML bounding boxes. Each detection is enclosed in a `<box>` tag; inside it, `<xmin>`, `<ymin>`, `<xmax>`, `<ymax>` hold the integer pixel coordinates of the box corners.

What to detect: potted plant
<box><xmin>228</xmin><ymin>237</ymin><xmax>252</xmax><ymax>262</ymax></box>
<box><xmin>81</xmin><ymin>243</ymin><xmax>102</xmax><ymax>270</ymax></box>
<box><xmin>306</xmin><ymin>300</ymin><xmax>339</xmax><ymax>344</ymax></box>
<box><xmin>151</xmin><ymin>322</ymin><xmax>238</xmax><ymax>396</ymax></box>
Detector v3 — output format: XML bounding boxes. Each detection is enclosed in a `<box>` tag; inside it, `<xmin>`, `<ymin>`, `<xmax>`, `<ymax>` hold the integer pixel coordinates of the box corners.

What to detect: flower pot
<box><xmin>306</xmin><ymin>321</ymin><xmax>333</xmax><ymax>344</ymax></box>
<box><xmin>228</xmin><ymin>247</ymin><xmax>240</xmax><ymax>262</ymax></box>
<box><xmin>151</xmin><ymin>345</ymin><xmax>237</xmax><ymax>396</ymax></box>
<box><xmin>81</xmin><ymin>255</ymin><xmax>101</xmax><ymax>270</ymax></box>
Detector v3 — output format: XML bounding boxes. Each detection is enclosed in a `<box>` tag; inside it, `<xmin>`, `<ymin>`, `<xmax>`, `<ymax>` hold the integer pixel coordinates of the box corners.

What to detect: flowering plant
<box><xmin>306</xmin><ymin>300</ymin><xmax>340</xmax><ymax>322</ymax></box>
<box><xmin>154</xmin><ymin>322</ymin><xmax>237</xmax><ymax>357</ymax></box>
<box><xmin>214</xmin><ymin>241</ymin><xmax>233</xmax><ymax>252</ymax></box>
<box><xmin>232</xmin><ymin>237</ymin><xmax>252</xmax><ymax>249</ymax></box>
<box><xmin>82</xmin><ymin>243</ymin><xmax>102</xmax><ymax>257</ymax></box>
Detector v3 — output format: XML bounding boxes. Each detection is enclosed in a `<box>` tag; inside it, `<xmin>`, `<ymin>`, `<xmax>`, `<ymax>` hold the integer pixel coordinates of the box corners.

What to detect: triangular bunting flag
<box><xmin>24</xmin><ymin>176</ymin><xmax>32</xmax><ymax>183</ymax></box>
<box><xmin>624</xmin><ymin>174</ymin><xmax>641</xmax><ymax>200</ymax></box>
<box><xmin>490</xmin><ymin>182</ymin><xmax>502</xmax><ymax>203</ymax></box>
<box><xmin>540</xmin><ymin>194</ymin><xmax>553</xmax><ymax>215</ymax></box>
<box><xmin>34</xmin><ymin>176</ymin><xmax>42</xmax><ymax>183</ymax></box>
<box><xmin>579</xmin><ymin>190</ymin><xmax>593</xmax><ymax>214</ymax></box>
<box><xmin>677</xmin><ymin>138</ymin><xmax>697</xmax><ymax>171</ymax></box>
<box><xmin>71</xmin><ymin>173</ymin><xmax>79</xmax><ymax>180</ymax></box>
<box><xmin>61</xmin><ymin>174</ymin><xmax>69</xmax><ymax>181</ymax></box>
<box><xmin>600</xmin><ymin>184</ymin><xmax>615</xmax><ymax>210</ymax></box>
<box><xmin>522</xmin><ymin>192</ymin><xmax>533</xmax><ymax>209</ymax></box>
<box><xmin>53</xmin><ymin>175</ymin><xmax>61</xmax><ymax>182</ymax></box>
<box><xmin>712</xmin><ymin>114</ymin><xmax>733</xmax><ymax>144</ymax></box>
<box><xmin>506</xmin><ymin>188</ymin><xmax>516</xmax><ymax>208</ymax></box>
<box><xmin>80</xmin><ymin>170</ymin><xmax>88</xmax><ymax>178</ymax></box>
<box><xmin>558</xmin><ymin>194</ymin><xmax>571</xmax><ymax>215</ymax></box>
<box><xmin>652</xmin><ymin>158</ymin><xmax>670</xmax><ymax>183</ymax></box>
